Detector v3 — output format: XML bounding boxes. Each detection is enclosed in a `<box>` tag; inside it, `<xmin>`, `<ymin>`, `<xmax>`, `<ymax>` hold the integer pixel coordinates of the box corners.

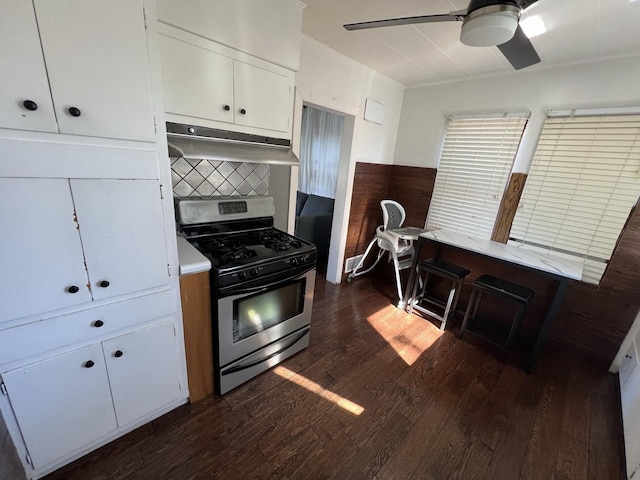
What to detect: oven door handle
<box><xmin>222</xmin><ymin>328</ymin><xmax>309</xmax><ymax>375</ymax></box>
<box><xmin>221</xmin><ymin>265</ymin><xmax>315</xmax><ymax>297</ymax></box>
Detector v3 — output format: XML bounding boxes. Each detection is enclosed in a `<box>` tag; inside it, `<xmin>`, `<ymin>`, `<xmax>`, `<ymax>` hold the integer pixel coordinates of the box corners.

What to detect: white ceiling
<box><xmin>301</xmin><ymin>0</ymin><xmax>640</xmax><ymax>87</ymax></box>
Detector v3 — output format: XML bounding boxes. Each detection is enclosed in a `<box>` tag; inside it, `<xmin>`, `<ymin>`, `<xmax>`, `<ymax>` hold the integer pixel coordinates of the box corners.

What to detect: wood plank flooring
<box><xmin>43</xmin><ymin>273</ymin><xmax>626</xmax><ymax>480</ymax></box>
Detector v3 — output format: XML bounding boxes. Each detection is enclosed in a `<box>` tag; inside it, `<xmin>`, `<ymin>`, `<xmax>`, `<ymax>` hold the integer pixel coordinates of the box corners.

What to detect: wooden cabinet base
<box><xmin>179</xmin><ymin>273</ymin><xmax>214</xmax><ymax>402</ymax></box>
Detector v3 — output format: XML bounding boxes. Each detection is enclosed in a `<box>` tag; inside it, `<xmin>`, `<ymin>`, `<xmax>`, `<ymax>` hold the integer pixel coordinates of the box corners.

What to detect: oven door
<box><xmin>216</xmin><ymin>267</ymin><xmax>315</xmax><ymax>367</ymax></box>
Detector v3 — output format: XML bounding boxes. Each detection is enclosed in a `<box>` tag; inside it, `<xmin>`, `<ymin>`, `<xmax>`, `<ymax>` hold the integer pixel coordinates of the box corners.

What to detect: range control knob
<box><xmin>290</xmin><ymin>257</ymin><xmax>298</xmax><ymax>265</ymax></box>
<box><xmin>249</xmin><ymin>268</ymin><xmax>258</xmax><ymax>277</ymax></box>
<box><xmin>187</xmin><ymin>126</ymin><xmax>196</xmax><ymax>134</ymax></box>
<box><xmin>238</xmin><ymin>271</ymin><xmax>247</xmax><ymax>280</ymax></box>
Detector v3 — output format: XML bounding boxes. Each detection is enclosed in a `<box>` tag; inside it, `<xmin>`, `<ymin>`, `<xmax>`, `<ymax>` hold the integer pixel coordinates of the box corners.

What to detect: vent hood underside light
<box><xmin>166</xmin><ymin>122</ymin><xmax>299</xmax><ymax>166</ymax></box>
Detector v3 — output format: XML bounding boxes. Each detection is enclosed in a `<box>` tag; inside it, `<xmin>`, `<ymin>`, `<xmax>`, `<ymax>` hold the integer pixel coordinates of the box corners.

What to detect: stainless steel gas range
<box><xmin>176</xmin><ymin>196</ymin><xmax>316</xmax><ymax>394</ymax></box>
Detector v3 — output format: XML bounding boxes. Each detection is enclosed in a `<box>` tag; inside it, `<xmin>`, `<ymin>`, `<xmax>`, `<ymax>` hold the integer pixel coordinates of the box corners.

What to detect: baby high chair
<box><xmin>346</xmin><ymin>200</ymin><xmax>417</xmax><ymax>306</ymax></box>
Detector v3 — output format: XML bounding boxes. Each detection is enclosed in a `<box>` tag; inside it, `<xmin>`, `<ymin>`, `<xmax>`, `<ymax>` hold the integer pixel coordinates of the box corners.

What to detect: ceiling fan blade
<box><xmin>497</xmin><ymin>25</ymin><xmax>541</xmax><ymax>70</ymax></box>
<box><xmin>344</xmin><ymin>13</ymin><xmax>463</xmax><ymax>31</ymax></box>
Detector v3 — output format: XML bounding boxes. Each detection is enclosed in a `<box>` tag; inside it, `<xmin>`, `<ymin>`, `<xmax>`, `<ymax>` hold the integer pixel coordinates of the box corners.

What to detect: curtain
<box><xmin>299</xmin><ymin>106</ymin><xmax>343</xmax><ymax>198</ymax></box>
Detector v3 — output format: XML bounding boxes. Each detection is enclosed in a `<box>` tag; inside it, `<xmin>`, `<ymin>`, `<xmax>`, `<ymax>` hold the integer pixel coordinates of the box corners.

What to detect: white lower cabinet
<box><xmin>104</xmin><ymin>322</ymin><xmax>182</xmax><ymax>427</ymax></box>
<box><xmin>2</xmin><ymin>343</ymin><xmax>116</xmax><ymax>469</ymax></box>
<box><xmin>1</xmin><ymin>321</ymin><xmax>181</xmax><ymax>473</ymax></box>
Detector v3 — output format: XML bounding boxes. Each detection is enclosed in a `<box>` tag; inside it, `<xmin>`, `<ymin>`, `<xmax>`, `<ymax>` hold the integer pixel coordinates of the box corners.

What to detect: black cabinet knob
<box><xmin>93</xmin><ymin>320</ymin><xmax>104</xmax><ymax>328</ymax></box>
<box><xmin>23</xmin><ymin>100</ymin><xmax>38</xmax><ymax>111</ymax></box>
<box><xmin>99</xmin><ymin>280</ymin><xmax>110</xmax><ymax>288</ymax></box>
<box><xmin>114</xmin><ymin>350</ymin><xmax>123</xmax><ymax>358</ymax></box>
<box><xmin>68</xmin><ymin>106</ymin><xmax>81</xmax><ymax>117</ymax></box>
<box><xmin>85</xmin><ymin>360</ymin><xmax>95</xmax><ymax>368</ymax></box>
<box><xmin>67</xmin><ymin>285</ymin><xmax>79</xmax><ymax>293</ymax></box>
<box><xmin>223</xmin><ymin>104</ymin><xmax>230</xmax><ymax>111</ymax></box>
<box><xmin>239</xmin><ymin>108</ymin><xmax>246</xmax><ymax>115</ymax></box>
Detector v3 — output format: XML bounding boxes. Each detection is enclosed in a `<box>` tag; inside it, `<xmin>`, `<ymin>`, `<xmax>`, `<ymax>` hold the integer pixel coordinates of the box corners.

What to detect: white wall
<box><xmin>294</xmin><ymin>36</ymin><xmax>405</xmax><ymax>283</ymax></box>
<box><xmin>156</xmin><ymin>0</ymin><xmax>303</xmax><ymax>71</ymax></box>
<box><xmin>394</xmin><ymin>54</ymin><xmax>640</xmax><ymax>172</ymax></box>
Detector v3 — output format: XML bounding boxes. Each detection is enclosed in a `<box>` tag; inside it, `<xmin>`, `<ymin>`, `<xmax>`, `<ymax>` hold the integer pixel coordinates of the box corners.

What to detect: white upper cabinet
<box><xmin>0</xmin><ymin>178</ymin><xmax>92</xmax><ymax>322</ymax></box>
<box><xmin>71</xmin><ymin>179</ymin><xmax>170</xmax><ymax>301</ymax></box>
<box><xmin>0</xmin><ymin>177</ymin><xmax>169</xmax><ymax>324</ymax></box>
<box><xmin>158</xmin><ymin>26</ymin><xmax>295</xmax><ymax>138</ymax></box>
<box><xmin>0</xmin><ymin>2</ymin><xmax>57</xmax><ymax>133</ymax></box>
<box><xmin>158</xmin><ymin>34</ymin><xmax>235</xmax><ymax>125</ymax></box>
<box><xmin>234</xmin><ymin>61</ymin><xmax>292</xmax><ymax>134</ymax></box>
<box><xmin>0</xmin><ymin>0</ymin><xmax>155</xmax><ymax>142</ymax></box>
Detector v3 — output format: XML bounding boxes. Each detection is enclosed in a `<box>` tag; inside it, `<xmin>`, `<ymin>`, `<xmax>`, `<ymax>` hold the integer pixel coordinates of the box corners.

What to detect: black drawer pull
<box><xmin>85</xmin><ymin>360</ymin><xmax>95</xmax><ymax>368</ymax></box>
<box><xmin>114</xmin><ymin>350</ymin><xmax>123</xmax><ymax>358</ymax></box>
<box><xmin>93</xmin><ymin>320</ymin><xmax>104</xmax><ymax>328</ymax></box>
<box><xmin>67</xmin><ymin>285</ymin><xmax>79</xmax><ymax>294</ymax></box>
<box><xmin>68</xmin><ymin>106</ymin><xmax>81</xmax><ymax>117</ymax></box>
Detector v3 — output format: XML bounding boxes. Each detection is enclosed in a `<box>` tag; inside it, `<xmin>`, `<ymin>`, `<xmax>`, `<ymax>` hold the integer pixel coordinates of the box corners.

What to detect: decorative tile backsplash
<box><xmin>171</xmin><ymin>158</ymin><xmax>270</xmax><ymax>198</ymax></box>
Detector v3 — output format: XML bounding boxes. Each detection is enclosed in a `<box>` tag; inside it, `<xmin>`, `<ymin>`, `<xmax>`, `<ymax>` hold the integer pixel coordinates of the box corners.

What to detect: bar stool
<box><xmin>459</xmin><ymin>274</ymin><xmax>535</xmax><ymax>356</ymax></box>
<box><xmin>409</xmin><ymin>259</ymin><xmax>470</xmax><ymax>330</ymax></box>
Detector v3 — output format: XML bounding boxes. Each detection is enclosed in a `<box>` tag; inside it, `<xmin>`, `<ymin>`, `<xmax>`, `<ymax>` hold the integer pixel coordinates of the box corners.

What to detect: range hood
<box><xmin>166</xmin><ymin>122</ymin><xmax>298</xmax><ymax>166</ymax></box>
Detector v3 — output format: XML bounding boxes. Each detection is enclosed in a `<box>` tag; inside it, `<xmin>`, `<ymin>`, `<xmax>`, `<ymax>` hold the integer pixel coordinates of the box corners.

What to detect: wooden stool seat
<box><xmin>459</xmin><ymin>274</ymin><xmax>535</xmax><ymax>358</ymax></box>
<box><xmin>409</xmin><ymin>259</ymin><xmax>470</xmax><ymax>331</ymax></box>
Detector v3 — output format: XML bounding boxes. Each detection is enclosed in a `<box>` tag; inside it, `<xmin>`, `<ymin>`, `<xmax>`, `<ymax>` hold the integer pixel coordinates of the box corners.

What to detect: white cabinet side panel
<box><xmin>103</xmin><ymin>322</ymin><xmax>182</xmax><ymax>426</ymax></box>
<box><xmin>623</xmin><ymin>364</ymin><xmax>640</xmax><ymax>477</ymax></box>
<box><xmin>0</xmin><ymin>178</ymin><xmax>91</xmax><ymax>323</ymax></box>
<box><xmin>1</xmin><ymin>344</ymin><xmax>117</xmax><ymax>469</ymax></box>
<box><xmin>70</xmin><ymin>179</ymin><xmax>169</xmax><ymax>301</ymax></box>
<box><xmin>34</xmin><ymin>0</ymin><xmax>155</xmax><ymax>141</ymax></box>
<box><xmin>0</xmin><ymin>0</ymin><xmax>57</xmax><ymax>133</ymax></box>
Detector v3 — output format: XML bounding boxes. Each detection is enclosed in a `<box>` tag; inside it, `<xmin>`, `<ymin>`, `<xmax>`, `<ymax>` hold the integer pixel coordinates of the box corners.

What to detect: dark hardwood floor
<box><xmin>44</xmin><ymin>272</ymin><xmax>626</xmax><ymax>480</ymax></box>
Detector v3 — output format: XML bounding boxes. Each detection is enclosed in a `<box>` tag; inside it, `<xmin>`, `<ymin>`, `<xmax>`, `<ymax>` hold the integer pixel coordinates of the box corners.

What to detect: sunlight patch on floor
<box><xmin>273</xmin><ymin>366</ymin><xmax>364</xmax><ymax>415</ymax></box>
<box><xmin>367</xmin><ymin>304</ymin><xmax>443</xmax><ymax>365</ymax></box>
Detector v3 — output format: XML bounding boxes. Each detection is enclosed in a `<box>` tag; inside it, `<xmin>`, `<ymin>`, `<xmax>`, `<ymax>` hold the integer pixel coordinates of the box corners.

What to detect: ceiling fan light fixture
<box><xmin>460</xmin><ymin>5</ymin><xmax>520</xmax><ymax>47</ymax></box>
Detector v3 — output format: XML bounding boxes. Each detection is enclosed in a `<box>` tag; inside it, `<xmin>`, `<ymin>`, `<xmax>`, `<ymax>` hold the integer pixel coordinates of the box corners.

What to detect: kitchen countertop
<box><xmin>420</xmin><ymin>229</ymin><xmax>584</xmax><ymax>280</ymax></box>
<box><xmin>176</xmin><ymin>236</ymin><xmax>211</xmax><ymax>276</ymax></box>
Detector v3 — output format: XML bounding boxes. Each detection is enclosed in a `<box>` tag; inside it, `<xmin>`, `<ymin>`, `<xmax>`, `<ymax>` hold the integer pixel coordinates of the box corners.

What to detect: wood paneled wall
<box><xmin>491</xmin><ymin>172</ymin><xmax>527</xmax><ymax>243</ymax></box>
<box><xmin>346</xmin><ymin>166</ymin><xmax>640</xmax><ymax>368</ymax></box>
<box><xmin>344</xmin><ymin>162</ymin><xmax>436</xmax><ymax>279</ymax></box>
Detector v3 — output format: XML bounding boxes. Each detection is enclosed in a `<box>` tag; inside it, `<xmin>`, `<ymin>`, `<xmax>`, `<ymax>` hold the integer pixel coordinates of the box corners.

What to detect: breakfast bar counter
<box><xmin>403</xmin><ymin>229</ymin><xmax>584</xmax><ymax>371</ymax></box>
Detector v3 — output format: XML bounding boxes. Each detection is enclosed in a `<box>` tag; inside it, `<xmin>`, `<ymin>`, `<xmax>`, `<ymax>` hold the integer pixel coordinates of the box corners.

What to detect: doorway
<box><xmin>294</xmin><ymin>105</ymin><xmax>343</xmax><ymax>272</ymax></box>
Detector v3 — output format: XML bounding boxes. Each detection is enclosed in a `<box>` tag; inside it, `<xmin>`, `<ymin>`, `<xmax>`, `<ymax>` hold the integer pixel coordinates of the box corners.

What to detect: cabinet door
<box><xmin>33</xmin><ymin>0</ymin><xmax>155</xmax><ymax>141</ymax></box>
<box><xmin>2</xmin><ymin>344</ymin><xmax>117</xmax><ymax>469</ymax></box>
<box><xmin>0</xmin><ymin>0</ymin><xmax>57</xmax><ymax>133</ymax></box>
<box><xmin>234</xmin><ymin>61</ymin><xmax>292</xmax><ymax>134</ymax></box>
<box><xmin>70</xmin><ymin>179</ymin><xmax>169</xmax><ymax>301</ymax></box>
<box><xmin>158</xmin><ymin>33</ymin><xmax>235</xmax><ymax>125</ymax></box>
<box><xmin>0</xmin><ymin>178</ymin><xmax>91</xmax><ymax>323</ymax></box>
<box><xmin>103</xmin><ymin>322</ymin><xmax>182</xmax><ymax>426</ymax></box>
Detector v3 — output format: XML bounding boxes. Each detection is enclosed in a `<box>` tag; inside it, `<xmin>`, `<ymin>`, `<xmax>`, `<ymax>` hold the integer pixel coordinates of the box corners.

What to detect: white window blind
<box><xmin>510</xmin><ymin>113</ymin><xmax>640</xmax><ymax>284</ymax></box>
<box><xmin>427</xmin><ymin>115</ymin><xmax>529</xmax><ymax>238</ymax></box>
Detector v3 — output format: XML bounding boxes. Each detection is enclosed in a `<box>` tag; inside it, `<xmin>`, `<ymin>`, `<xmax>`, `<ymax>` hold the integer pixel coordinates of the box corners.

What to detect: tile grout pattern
<box><xmin>171</xmin><ymin>157</ymin><xmax>270</xmax><ymax>198</ymax></box>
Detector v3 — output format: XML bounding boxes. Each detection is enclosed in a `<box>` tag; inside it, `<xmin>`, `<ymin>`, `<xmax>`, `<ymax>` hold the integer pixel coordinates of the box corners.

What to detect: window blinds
<box><xmin>510</xmin><ymin>113</ymin><xmax>640</xmax><ymax>284</ymax></box>
<box><xmin>427</xmin><ymin>115</ymin><xmax>529</xmax><ymax>239</ymax></box>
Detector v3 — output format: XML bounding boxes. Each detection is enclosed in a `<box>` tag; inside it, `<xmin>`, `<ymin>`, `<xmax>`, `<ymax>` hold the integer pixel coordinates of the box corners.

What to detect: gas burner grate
<box><xmin>252</xmin><ymin>229</ymin><xmax>303</xmax><ymax>251</ymax></box>
<box><xmin>220</xmin><ymin>247</ymin><xmax>257</xmax><ymax>264</ymax></box>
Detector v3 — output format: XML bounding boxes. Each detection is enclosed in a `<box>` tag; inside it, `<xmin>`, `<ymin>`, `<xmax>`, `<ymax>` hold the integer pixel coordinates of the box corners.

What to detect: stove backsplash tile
<box><xmin>171</xmin><ymin>158</ymin><xmax>270</xmax><ymax>198</ymax></box>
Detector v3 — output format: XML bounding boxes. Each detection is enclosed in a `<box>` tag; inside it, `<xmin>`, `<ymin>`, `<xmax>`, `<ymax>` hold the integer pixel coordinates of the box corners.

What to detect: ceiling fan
<box><xmin>343</xmin><ymin>0</ymin><xmax>542</xmax><ymax>70</ymax></box>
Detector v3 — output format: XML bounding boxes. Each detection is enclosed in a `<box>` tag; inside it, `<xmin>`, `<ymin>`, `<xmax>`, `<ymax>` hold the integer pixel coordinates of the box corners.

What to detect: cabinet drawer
<box><xmin>0</xmin><ymin>291</ymin><xmax>174</xmax><ymax>367</ymax></box>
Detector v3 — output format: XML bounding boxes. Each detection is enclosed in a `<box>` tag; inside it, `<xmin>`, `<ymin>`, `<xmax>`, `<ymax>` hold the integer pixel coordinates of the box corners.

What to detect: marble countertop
<box><xmin>420</xmin><ymin>229</ymin><xmax>584</xmax><ymax>281</ymax></box>
<box><xmin>176</xmin><ymin>236</ymin><xmax>211</xmax><ymax>276</ymax></box>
